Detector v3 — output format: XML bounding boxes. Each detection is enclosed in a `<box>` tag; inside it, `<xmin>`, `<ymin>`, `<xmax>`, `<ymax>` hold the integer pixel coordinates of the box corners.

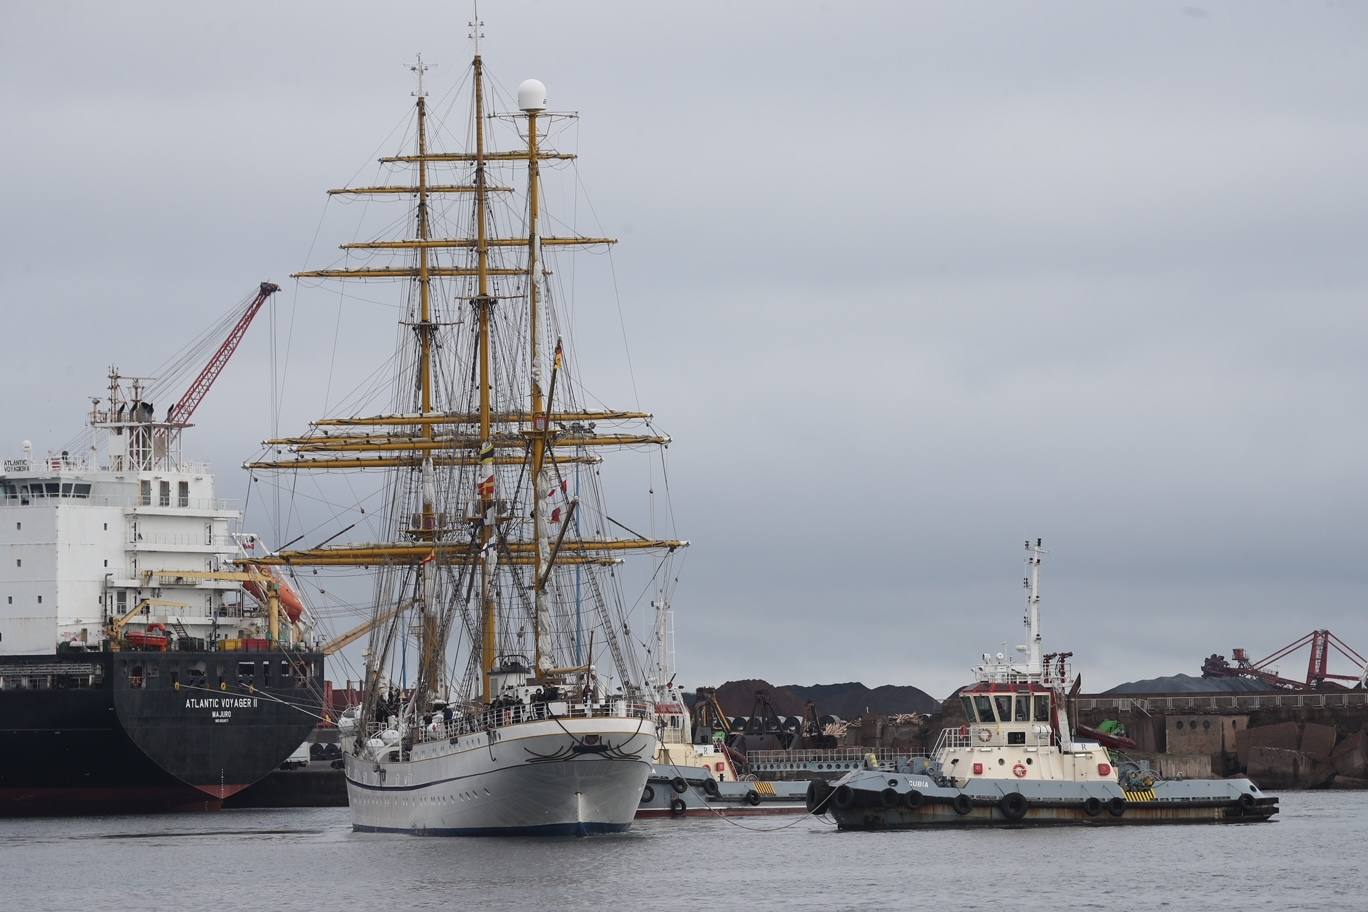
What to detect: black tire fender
<box><xmin>703</xmin><ymin>778</ymin><xmax>720</xmax><ymax>798</ymax></box>
<box><xmin>999</xmin><ymin>792</ymin><xmax>1029</xmax><ymax>821</ymax></box>
<box><xmin>1082</xmin><ymin>796</ymin><xmax>1103</xmax><ymax>817</ymax></box>
<box><xmin>1106</xmin><ymin>796</ymin><xmax>1127</xmax><ymax>817</ymax></box>
<box><xmin>745</xmin><ymin>789</ymin><xmax>761</xmax><ymax>806</ymax></box>
<box><xmin>1238</xmin><ymin>792</ymin><xmax>1256</xmax><ymax>810</ymax></box>
<box><xmin>952</xmin><ymin>793</ymin><xmax>973</xmax><ymax>816</ymax></box>
<box><xmin>640</xmin><ymin>784</ymin><xmax>655</xmax><ymax>804</ymax></box>
<box><xmin>902</xmin><ymin>789</ymin><xmax>924</xmax><ymax>810</ymax></box>
<box><xmin>669</xmin><ymin>797</ymin><xmax>687</xmax><ymax>817</ymax></box>
<box><xmin>670</xmin><ymin>776</ymin><xmax>688</xmax><ymax>794</ymax></box>
<box><xmin>833</xmin><ymin>784</ymin><xmax>857</xmax><ymax>810</ymax></box>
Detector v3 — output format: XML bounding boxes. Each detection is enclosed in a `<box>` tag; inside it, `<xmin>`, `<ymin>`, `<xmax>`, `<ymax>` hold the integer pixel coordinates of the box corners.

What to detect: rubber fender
<box><xmin>640</xmin><ymin>784</ymin><xmax>655</xmax><ymax>805</ymax></box>
<box><xmin>832</xmin><ymin>784</ymin><xmax>857</xmax><ymax>810</ymax></box>
<box><xmin>745</xmin><ymin>789</ymin><xmax>761</xmax><ymax>806</ymax></box>
<box><xmin>669</xmin><ymin>797</ymin><xmax>687</xmax><ymax>817</ymax></box>
<box><xmin>880</xmin><ymin>787</ymin><xmax>899</xmax><ymax>809</ymax></box>
<box><xmin>902</xmin><ymin>789</ymin><xmax>924</xmax><ymax>810</ymax></box>
<box><xmin>952</xmin><ymin>793</ymin><xmax>973</xmax><ymax>816</ymax></box>
<box><xmin>1238</xmin><ymin>792</ymin><xmax>1256</xmax><ymax>810</ymax></box>
<box><xmin>703</xmin><ymin>778</ymin><xmax>720</xmax><ymax>798</ymax></box>
<box><xmin>1082</xmin><ymin>796</ymin><xmax>1103</xmax><ymax>817</ymax></box>
<box><xmin>1106</xmin><ymin>796</ymin><xmax>1127</xmax><ymax>817</ymax></box>
<box><xmin>805</xmin><ymin>780</ymin><xmax>823</xmax><ymax>812</ymax></box>
<box><xmin>670</xmin><ymin>776</ymin><xmax>688</xmax><ymax>794</ymax></box>
<box><xmin>998</xmin><ymin>792</ymin><xmax>1029</xmax><ymax>821</ymax></box>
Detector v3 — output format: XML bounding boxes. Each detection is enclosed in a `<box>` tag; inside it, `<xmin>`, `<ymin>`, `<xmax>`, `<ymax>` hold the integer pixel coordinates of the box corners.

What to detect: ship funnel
<box><xmin>518</xmin><ymin>78</ymin><xmax>547</xmax><ymax>112</ymax></box>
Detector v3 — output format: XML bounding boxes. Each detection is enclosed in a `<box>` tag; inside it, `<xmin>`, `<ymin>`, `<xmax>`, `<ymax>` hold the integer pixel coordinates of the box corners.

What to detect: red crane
<box><xmin>166</xmin><ymin>281</ymin><xmax>280</xmax><ymax>426</ymax></box>
<box><xmin>1201</xmin><ymin>630</ymin><xmax>1368</xmax><ymax>691</ymax></box>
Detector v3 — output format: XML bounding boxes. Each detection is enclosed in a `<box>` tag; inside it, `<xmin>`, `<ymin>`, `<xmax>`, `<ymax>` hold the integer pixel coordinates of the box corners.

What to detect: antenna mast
<box><xmin>1024</xmin><ymin>538</ymin><xmax>1045</xmax><ymax>674</ymax></box>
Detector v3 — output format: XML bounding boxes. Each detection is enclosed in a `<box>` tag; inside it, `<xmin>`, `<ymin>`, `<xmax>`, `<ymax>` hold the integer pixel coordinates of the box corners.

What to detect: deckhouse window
<box><xmin>960</xmin><ymin>696</ymin><xmax>974</xmax><ymax>721</ymax></box>
<box><xmin>178</xmin><ymin>481</ymin><xmax>189</xmax><ymax>507</ymax></box>
<box><xmin>1033</xmin><ymin>695</ymin><xmax>1051</xmax><ymax>722</ymax></box>
<box><xmin>1014</xmin><ymin>697</ymin><xmax>1029</xmax><ymax>722</ymax></box>
<box><xmin>158</xmin><ymin>481</ymin><xmax>170</xmax><ymax>507</ymax></box>
<box><xmin>993</xmin><ymin>695</ymin><xmax>1012</xmax><ymax>723</ymax></box>
<box><xmin>973</xmin><ymin>695</ymin><xmax>995</xmax><ymax>723</ymax></box>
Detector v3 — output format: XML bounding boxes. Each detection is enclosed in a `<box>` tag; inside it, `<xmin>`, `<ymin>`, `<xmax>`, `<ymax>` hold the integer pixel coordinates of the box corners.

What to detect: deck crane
<box><xmin>165</xmin><ymin>281</ymin><xmax>279</xmax><ymax>425</ymax></box>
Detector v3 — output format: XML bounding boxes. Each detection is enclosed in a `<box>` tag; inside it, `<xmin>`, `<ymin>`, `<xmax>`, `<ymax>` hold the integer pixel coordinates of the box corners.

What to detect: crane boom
<box><xmin>168</xmin><ymin>281</ymin><xmax>280</xmax><ymax>425</ymax></box>
<box><xmin>319</xmin><ymin>601</ymin><xmax>412</xmax><ymax>656</ymax></box>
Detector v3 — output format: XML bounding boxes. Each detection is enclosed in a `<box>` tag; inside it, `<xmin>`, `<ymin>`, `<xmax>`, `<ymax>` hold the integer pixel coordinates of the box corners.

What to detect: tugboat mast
<box><xmin>1024</xmin><ymin>537</ymin><xmax>1045</xmax><ymax>676</ymax></box>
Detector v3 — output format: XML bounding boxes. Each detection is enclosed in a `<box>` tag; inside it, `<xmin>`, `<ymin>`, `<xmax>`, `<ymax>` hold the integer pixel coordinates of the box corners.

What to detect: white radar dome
<box><xmin>518</xmin><ymin>78</ymin><xmax>547</xmax><ymax>112</ymax></box>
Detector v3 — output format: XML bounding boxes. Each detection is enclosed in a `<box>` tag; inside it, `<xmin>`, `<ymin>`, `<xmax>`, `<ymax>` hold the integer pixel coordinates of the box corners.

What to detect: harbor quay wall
<box><xmin>845</xmin><ymin>691</ymin><xmax>1368</xmax><ymax>790</ymax></box>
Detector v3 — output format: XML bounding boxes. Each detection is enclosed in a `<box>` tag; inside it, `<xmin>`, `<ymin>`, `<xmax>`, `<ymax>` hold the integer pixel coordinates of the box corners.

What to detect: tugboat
<box><xmin>811</xmin><ymin>540</ymin><xmax>1278</xmax><ymax>828</ymax></box>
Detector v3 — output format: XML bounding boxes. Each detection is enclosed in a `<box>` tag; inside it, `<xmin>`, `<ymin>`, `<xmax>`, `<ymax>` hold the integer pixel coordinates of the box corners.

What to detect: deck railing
<box><xmin>366</xmin><ymin>700</ymin><xmax>654</xmax><ymax>745</ymax></box>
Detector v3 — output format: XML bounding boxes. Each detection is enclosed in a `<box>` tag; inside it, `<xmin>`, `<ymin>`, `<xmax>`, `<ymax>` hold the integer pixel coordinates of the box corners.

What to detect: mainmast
<box><xmin>473</xmin><ymin>51</ymin><xmax>499</xmax><ymax>704</ymax></box>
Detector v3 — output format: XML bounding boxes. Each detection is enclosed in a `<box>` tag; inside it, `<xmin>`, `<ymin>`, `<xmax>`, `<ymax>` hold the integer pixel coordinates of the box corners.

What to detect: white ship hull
<box><xmin>345</xmin><ymin>715</ymin><xmax>658</xmax><ymax>835</ymax></box>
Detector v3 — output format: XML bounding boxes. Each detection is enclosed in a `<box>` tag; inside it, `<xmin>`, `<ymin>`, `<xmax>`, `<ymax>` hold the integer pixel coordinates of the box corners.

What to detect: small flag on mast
<box><xmin>553</xmin><ymin>340</ymin><xmax>564</xmax><ymax>371</ymax></box>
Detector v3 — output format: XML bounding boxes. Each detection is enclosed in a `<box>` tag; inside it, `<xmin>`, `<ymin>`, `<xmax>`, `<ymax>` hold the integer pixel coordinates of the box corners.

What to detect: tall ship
<box><xmin>810</xmin><ymin>540</ymin><xmax>1279</xmax><ymax>828</ymax></box>
<box><xmin>0</xmin><ymin>288</ymin><xmax>325</xmax><ymax>814</ymax></box>
<box><xmin>247</xmin><ymin>30</ymin><xmax>682</xmax><ymax>835</ymax></box>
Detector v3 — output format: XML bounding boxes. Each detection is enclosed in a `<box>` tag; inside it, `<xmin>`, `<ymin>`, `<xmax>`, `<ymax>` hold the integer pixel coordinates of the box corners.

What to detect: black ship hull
<box><xmin>0</xmin><ymin>650</ymin><xmax>323</xmax><ymax>815</ymax></box>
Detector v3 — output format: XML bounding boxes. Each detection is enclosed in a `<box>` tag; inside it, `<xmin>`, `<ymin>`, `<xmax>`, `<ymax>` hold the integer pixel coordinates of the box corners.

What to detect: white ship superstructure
<box><xmin>0</xmin><ymin>372</ymin><xmax>257</xmax><ymax>654</ymax></box>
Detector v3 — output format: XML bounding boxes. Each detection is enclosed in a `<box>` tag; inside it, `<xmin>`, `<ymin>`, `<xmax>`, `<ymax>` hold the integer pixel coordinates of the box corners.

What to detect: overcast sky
<box><xmin>4</xmin><ymin>1</ymin><xmax>1368</xmax><ymax>701</ymax></box>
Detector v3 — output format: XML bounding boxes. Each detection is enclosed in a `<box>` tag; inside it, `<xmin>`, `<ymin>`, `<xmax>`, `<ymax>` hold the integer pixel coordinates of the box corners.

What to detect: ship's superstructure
<box><xmin>1</xmin><ymin>371</ymin><xmax>268</xmax><ymax>654</ymax></box>
<box><xmin>249</xmin><ymin>31</ymin><xmax>680</xmax><ymax>834</ymax></box>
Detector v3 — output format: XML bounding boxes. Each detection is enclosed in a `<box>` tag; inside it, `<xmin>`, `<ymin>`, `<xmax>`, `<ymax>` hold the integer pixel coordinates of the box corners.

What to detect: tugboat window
<box><xmin>961</xmin><ymin>696</ymin><xmax>975</xmax><ymax>721</ymax></box>
<box><xmin>1014</xmin><ymin>698</ymin><xmax>1029</xmax><ymax>722</ymax></box>
<box><xmin>993</xmin><ymin>696</ymin><xmax>1012</xmax><ymax>723</ymax></box>
<box><xmin>1033</xmin><ymin>696</ymin><xmax>1050</xmax><ymax>721</ymax></box>
<box><xmin>974</xmin><ymin>696</ymin><xmax>995</xmax><ymax>722</ymax></box>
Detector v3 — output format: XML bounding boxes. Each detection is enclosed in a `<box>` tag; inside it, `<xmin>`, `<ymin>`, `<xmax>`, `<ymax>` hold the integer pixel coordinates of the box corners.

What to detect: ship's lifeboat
<box><xmin>126</xmin><ymin>623</ymin><xmax>170</xmax><ymax>651</ymax></box>
<box><xmin>242</xmin><ymin>568</ymin><xmax>306</xmax><ymax>623</ymax></box>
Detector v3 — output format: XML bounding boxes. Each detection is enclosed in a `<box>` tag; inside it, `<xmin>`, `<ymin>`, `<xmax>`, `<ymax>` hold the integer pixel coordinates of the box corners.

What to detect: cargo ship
<box><xmin>0</xmin><ymin>294</ymin><xmax>325</xmax><ymax>815</ymax></box>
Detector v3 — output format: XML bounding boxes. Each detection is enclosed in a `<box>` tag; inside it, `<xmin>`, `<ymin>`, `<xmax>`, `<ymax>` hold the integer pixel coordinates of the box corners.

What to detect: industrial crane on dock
<box><xmin>1201</xmin><ymin>630</ymin><xmax>1368</xmax><ymax>690</ymax></box>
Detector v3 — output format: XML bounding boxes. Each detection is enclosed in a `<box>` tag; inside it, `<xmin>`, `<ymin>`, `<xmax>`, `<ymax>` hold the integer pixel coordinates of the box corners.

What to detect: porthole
<box><xmin>1176</xmin><ymin>720</ymin><xmax>1184</xmax><ymax>729</ymax></box>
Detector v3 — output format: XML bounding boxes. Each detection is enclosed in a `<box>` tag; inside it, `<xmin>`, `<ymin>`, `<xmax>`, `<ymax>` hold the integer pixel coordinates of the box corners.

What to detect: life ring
<box><xmin>703</xmin><ymin>778</ymin><xmax>720</xmax><ymax>798</ymax></box>
<box><xmin>1012</xmin><ymin>762</ymin><xmax>1028</xmax><ymax>779</ymax></box>
<box><xmin>1082</xmin><ymin>796</ymin><xmax>1103</xmax><ymax>817</ymax></box>
<box><xmin>880</xmin><ymin>787</ymin><xmax>899</xmax><ymax>808</ymax></box>
<box><xmin>669</xmin><ymin>797</ymin><xmax>687</xmax><ymax>817</ymax></box>
<box><xmin>670</xmin><ymin>776</ymin><xmax>688</xmax><ymax>794</ymax></box>
<box><xmin>999</xmin><ymin>792</ymin><xmax>1029</xmax><ymax>821</ymax></box>
<box><xmin>744</xmin><ymin>789</ymin><xmax>761</xmax><ymax>806</ymax></box>
<box><xmin>903</xmin><ymin>789</ymin><xmax>924</xmax><ymax>810</ymax></box>
<box><xmin>1106</xmin><ymin>796</ymin><xmax>1127</xmax><ymax>817</ymax></box>
<box><xmin>832</xmin><ymin>785</ymin><xmax>857</xmax><ymax>810</ymax></box>
<box><xmin>952</xmin><ymin>793</ymin><xmax>973</xmax><ymax>816</ymax></box>
<box><xmin>977</xmin><ymin>728</ymin><xmax>993</xmax><ymax>743</ymax></box>
<box><xmin>640</xmin><ymin>785</ymin><xmax>655</xmax><ymax>804</ymax></box>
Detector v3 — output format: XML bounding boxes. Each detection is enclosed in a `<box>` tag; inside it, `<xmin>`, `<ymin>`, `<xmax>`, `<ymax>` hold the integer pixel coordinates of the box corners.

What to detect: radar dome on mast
<box><xmin>518</xmin><ymin>78</ymin><xmax>547</xmax><ymax>112</ymax></box>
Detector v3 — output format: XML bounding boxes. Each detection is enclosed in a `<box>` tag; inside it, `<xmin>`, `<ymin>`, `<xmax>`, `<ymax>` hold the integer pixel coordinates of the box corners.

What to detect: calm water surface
<box><xmin>1</xmin><ymin>792</ymin><xmax>1363</xmax><ymax>911</ymax></box>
